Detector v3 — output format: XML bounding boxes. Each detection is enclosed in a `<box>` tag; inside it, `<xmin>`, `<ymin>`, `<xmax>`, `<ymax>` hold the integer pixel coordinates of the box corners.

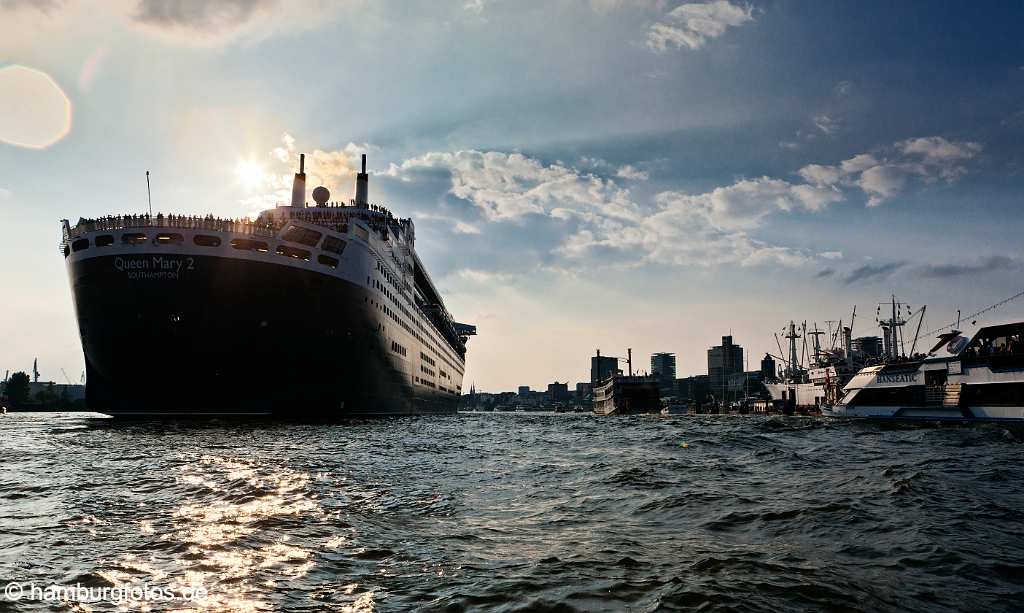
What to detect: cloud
<box><xmin>454</xmin><ymin>221</ymin><xmax>482</xmax><ymax>234</ymax></box>
<box><xmin>129</xmin><ymin>0</ymin><xmax>348</xmax><ymax>44</ymax></box>
<box><xmin>897</xmin><ymin>136</ymin><xmax>982</xmax><ymax>162</ymax></box>
<box><xmin>615</xmin><ymin>164</ymin><xmax>649</xmax><ymax>181</ymax></box>
<box><xmin>646</xmin><ymin>1</ymin><xmax>753</xmax><ymax>52</ymax></box>
<box><xmin>818</xmin><ymin>251</ymin><xmax>843</xmax><ymax>260</ymax></box>
<box><xmin>463</xmin><ymin>0</ymin><xmax>487</xmax><ymax>15</ymax></box>
<box><xmin>386</xmin><ymin>150</ymin><xmax>640</xmax><ymax>222</ymax></box>
<box><xmin>844</xmin><ymin>261</ymin><xmax>905</xmax><ymax>284</ymax></box>
<box><xmin>384</xmin><ymin>148</ymin><xmax>820</xmax><ymax>271</ymax></box>
<box><xmin>798</xmin><ymin>164</ymin><xmax>840</xmax><ymax>187</ymax></box>
<box><xmin>0</xmin><ymin>188</ymin><xmax>11</xmax><ymax>200</ymax></box>
<box><xmin>857</xmin><ymin>165</ymin><xmax>907</xmax><ymax>207</ymax></box>
<box><xmin>794</xmin><ymin>137</ymin><xmax>982</xmax><ymax>207</ymax></box>
<box><xmin>918</xmin><ymin>255</ymin><xmax>1019</xmax><ymax>278</ymax></box>
<box><xmin>815</xmin><ymin>268</ymin><xmax>835</xmax><ymax>278</ymax></box>
<box><xmin>813</xmin><ymin>113</ymin><xmax>841</xmax><ymax>136</ymax></box>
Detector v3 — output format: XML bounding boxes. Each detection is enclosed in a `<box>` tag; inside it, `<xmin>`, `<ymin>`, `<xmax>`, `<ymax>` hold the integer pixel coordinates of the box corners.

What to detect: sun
<box><xmin>234</xmin><ymin>159</ymin><xmax>266</xmax><ymax>189</ymax></box>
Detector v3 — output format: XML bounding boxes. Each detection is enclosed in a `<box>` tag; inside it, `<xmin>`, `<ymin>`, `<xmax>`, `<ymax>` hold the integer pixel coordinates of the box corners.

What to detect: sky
<box><xmin>1</xmin><ymin>0</ymin><xmax>1023</xmax><ymax>392</ymax></box>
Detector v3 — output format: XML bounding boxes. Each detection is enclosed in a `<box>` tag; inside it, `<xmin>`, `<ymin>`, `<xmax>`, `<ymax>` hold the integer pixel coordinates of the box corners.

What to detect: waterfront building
<box><xmin>650</xmin><ymin>353</ymin><xmax>677</xmax><ymax>397</ymax></box>
<box><xmin>676</xmin><ymin>375</ymin><xmax>710</xmax><ymax>403</ymax></box>
<box><xmin>547</xmin><ymin>381</ymin><xmax>570</xmax><ymax>403</ymax></box>
<box><xmin>708</xmin><ymin>335</ymin><xmax>744</xmax><ymax>401</ymax></box>
<box><xmin>518</xmin><ymin>385</ymin><xmax>530</xmax><ymax>397</ymax></box>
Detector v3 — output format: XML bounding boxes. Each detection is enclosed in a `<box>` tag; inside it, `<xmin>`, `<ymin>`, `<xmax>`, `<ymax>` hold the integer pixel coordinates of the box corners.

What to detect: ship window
<box><xmin>63</xmin><ymin>245</ymin><xmax>70</xmax><ymax>257</ymax></box>
<box><xmin>122</xmin><ymin>232</ymin><xmax>147</xmax><ymax>245</ymax></box>
<box><xmin>282</xmin><ymin>226</ymin><xmax>322</xmax><ymax>247</ymax></box>
<box><xmin>193</xmin><ymin>234</ymin><xmax>221</xmax><ymax>247</ymax></box>
<box><xmin>71</xmin><ymin>238</ymin><xmax>89</xmax><ymax>252</ymax></box>
<box><xmin>231</xmin><ymin>238</ymin><xmax>269</xmax><ymax>252</ymax></box>
<box><xmin>318</xmin><ymin>254</ymin><xmax>339</xmax><ymax>269</ymax></box>
<box><xmin>156</xmin><ymin>232</ymin><xmax>184</xmax><ymax>245</ymax></box>
<box><xmin>276</xmin><ymin>245</ymin><xmax>311</xmax><ymax>261</ymax></box>
<box><xmin>322</xmin><ymin>235</ymin><xmax>346</xmax><ymax>254</ymax></box>
<box><xmin>95</xmin><ymin>235</ymin><xmax>114</xmax><ymax>247</ymax></box>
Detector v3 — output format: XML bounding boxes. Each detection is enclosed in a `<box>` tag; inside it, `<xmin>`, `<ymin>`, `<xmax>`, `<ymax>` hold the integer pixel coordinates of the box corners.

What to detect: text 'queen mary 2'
<box><xmin>60</xmin><ymin>154</ymin><xmax>475</xmax><ymax>416</ymax></box>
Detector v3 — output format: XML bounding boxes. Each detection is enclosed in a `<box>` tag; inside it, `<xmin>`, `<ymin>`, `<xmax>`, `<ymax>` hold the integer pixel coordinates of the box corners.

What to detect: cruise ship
<box><xmin>60</xmin><ymin>154</ymin><xmax>475</xmax><ymax>416</ymax></box>
<box><xmin>824</xmin><ymin>321</ymin><xmax>1024</xmax><ymax>421</ymax></box>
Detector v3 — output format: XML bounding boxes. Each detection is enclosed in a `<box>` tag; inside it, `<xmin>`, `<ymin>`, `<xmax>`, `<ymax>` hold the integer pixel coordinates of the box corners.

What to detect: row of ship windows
<box><xmin>370</xmin><ymin>259</ymin><xmax>463</xmax><ymax>378</ymax></box>
<box><xmin>65</xmin><ymin>233</ymin><xmax>344</xmax><ymax>269</ymax></box>
<box><xmin>390</xmin><ymin>341</ymin><xmax>408</xmax><ymax>357</ymax></box>
<box><xmin>420</xmin><ymin>352</ymin><xmax>436</xmax><ymax>367</ymax></box>
<box><xmin>420</xmin><ymin>364</ymin><xmax>435</xmax><ymax>377</ymax></box>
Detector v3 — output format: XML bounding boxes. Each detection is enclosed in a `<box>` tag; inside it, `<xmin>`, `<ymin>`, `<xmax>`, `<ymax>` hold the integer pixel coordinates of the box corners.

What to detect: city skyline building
<box><xmin>708</xmin><ymin>335</ymin><xmax>744</xmax><ymax>401</ymax></box>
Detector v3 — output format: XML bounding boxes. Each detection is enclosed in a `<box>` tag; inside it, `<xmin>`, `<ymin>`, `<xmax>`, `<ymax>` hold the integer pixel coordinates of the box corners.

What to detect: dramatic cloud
<box><xmin>844</xmin><ymin>261</ymin><xmax>905</xmax><ymax>284</ymax></box>
<box><xmin>384</xmin><ymin>149</ymin><xmax>821</xmax><ymax>270</ymax></box>
<box><xmin>815</xmin><ymin>268</ymin><xmax>835</xmax><ymax>278</ymax></box>
<box><xmin>386</xmin><ymin>150</ymin><xmax>640</xmax><ymax>222</ymax></box>
<box><xmin>646</xmin><ymin>1</ymin><xmax>753</xmax><ymax>52</ymax></box>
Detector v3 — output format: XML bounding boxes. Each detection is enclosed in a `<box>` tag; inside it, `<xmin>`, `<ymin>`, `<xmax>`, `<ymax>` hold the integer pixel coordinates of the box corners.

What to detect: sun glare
<box><xmin>234</xmin><ymin>159</ymin><xmax>265</xmax><ymax>189</ymax></box>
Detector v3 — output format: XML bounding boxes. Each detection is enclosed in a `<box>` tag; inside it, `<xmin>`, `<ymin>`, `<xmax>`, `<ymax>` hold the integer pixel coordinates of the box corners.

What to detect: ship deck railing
<box><xmin>64</xmin><ymin>214</ymin><xmax>282</xmax><ymax>242</ymax></box>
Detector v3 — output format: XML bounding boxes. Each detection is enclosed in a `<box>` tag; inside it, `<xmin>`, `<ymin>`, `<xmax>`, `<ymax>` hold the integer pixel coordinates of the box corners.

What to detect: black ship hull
<box><xmin>69</xmin><ymin>254</ymin><xmax>457</xmax><ymax>416</ymax></box>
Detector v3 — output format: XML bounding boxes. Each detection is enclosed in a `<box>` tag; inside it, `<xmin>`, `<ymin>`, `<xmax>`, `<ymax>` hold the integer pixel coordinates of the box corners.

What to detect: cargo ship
<box><xmin>60</xmin><ymin>154</ymin><xmax>475</xmax><ymax>416</ymax></box>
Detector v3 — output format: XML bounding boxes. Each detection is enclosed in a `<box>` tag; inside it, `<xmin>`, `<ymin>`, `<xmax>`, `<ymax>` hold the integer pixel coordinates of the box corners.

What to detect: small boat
<box><xmin>661</xmin><ymin>403</ymin><xmax>689</xmax><ymax>416</ymax></box>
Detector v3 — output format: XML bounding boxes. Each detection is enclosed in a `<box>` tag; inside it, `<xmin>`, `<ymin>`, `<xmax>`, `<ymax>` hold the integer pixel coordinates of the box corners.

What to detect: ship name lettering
<box><xmin>876</xmin><ymin>373</ymin><xmax>915</xmax><ymax>384</ymax></box>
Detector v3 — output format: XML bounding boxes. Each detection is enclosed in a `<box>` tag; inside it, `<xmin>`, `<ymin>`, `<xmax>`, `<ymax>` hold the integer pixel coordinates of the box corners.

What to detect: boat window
<box><xmin>276</xmin><ymin>245</ymin><xmax>311</xmax><ymax>261</ymax></box>
<box><xmin>156</xmin><ymin>232</ymin><xmax>184</xmax><ymax>245</ymax></box>
<box><xmin>122</xmin><ymin>233</ymin><xmax>147</xmax><ymax>245</ymax></box>
<box><xmin>230</xmin><ymin>238</ymin><xmax>269</xmax><ymax>252</ymax></box>
<box><xmin>282</xmin><ymin>226</ymin><xmax>322</xmax><ymax>247</ymax></box>
<box><xmin>322</xmin><ymin>235</ymin><xmax>346</xmax><ymax>255</ymax></box>
<box><xmin>71</xmin><ymin>238</ymin><xmax>89</xmax><ymax>252</ymax></box>
<box><xmin>63</xmin><ymin>245</ymin><xmax>70</xmax><ymax>257</ymax></box>
<box><xmin>318</xmin><ymin>254</ymin><xmax>339</xmax><ymax>268</ymax></box>
<box><xmin>193</xmin><ymin>234</ymin><xmax>221</xmax><ymax>247</ymax></box>
<box><xmin>95</xmin><ymin>235</ymin><xmax>114</xmax><ymax>247</ymax></box>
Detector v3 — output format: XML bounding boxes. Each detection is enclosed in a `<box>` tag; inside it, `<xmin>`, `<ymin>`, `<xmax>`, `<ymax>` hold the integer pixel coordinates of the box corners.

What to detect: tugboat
<box><xmin>59</xmin><ymin>154</ymin><xmax>475</xmax><ymax>416</ymax></box>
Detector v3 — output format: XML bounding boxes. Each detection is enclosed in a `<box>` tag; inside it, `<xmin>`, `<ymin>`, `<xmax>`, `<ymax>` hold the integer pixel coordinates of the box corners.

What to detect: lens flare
<box><xmin>0</xmin><ymin>65</ymin><xmax>72</xmax><ymax>149</ymax></box>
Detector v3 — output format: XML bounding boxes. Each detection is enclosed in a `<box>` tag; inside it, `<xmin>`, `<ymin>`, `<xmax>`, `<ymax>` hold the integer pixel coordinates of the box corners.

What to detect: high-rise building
<box><xmin>650</xmin><ymin>352</ymin><xmax>677</xmax><ymax>397</ymax></box>
<box><xmin>760</xmin><ymin>354</ymin><xmax>777</xmax><ymax>381</ymax></box>
<box><xmin>591</xmin><ymin>352</ymin><xmax>619</xmax><ymax>386</ymax></box>
<box><xmin>708</xmin><ymin>335</ymin><xmax>744</xmax><ymax>400</ymax></box>
<box><xmin>518</xmin><ymin>385</ymin><xmax>530</xmax><ymax>397</ymax></box>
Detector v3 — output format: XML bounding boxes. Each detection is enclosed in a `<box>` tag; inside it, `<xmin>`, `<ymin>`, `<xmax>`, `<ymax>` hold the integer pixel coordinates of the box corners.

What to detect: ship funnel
<box><xmin>355</xmin><ymin>153</ymin><xmax>368</xmax><ymax>207</ymax></box>
<box><xmin>291</xmin><ymin>153</ymin><xmax>307</xmax><ymax>208</ymax></box>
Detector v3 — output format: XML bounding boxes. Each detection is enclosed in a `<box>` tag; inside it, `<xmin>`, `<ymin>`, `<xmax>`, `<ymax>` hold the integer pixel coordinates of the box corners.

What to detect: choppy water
<box><xmin>1</xmin><ymin>412</ymin><xmax>1023</xmax><ymax>612</ymax></box>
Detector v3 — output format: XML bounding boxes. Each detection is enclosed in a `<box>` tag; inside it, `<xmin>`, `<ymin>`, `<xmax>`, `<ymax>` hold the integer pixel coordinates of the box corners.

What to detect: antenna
<box><xmin>146</xmin><ymin>171</ymin><xmax>152</xmax><ymax>216</ymax></box>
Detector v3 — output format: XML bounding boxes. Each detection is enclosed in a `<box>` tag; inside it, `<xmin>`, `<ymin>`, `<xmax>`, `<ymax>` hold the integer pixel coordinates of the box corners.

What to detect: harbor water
<box><xmin>1</xmin><ymin>412</ymin><xmax>1022</xmax><ymax>612</ymax></box>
